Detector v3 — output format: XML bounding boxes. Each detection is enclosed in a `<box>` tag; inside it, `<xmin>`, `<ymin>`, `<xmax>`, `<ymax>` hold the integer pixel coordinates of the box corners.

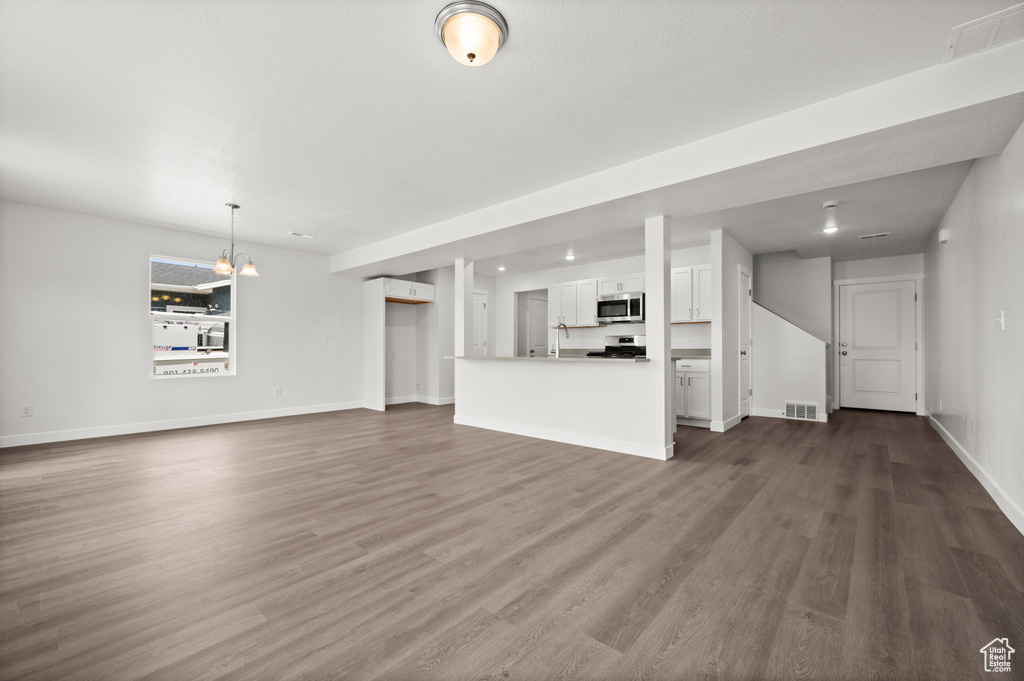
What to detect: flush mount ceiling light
<box><xmin>498</xmin><ymin>266</ymin><xmax>506</xmax><ymax>271</ymax></box>
<box><xmin>435</xmin><ymin>1</ymin><xmax>508</xmax><ymax>67</ymax></box>
<box><xmin>565</xmin><ymin>252</ymin><xmax>575</xmax><ymax>261</ymax></box>
<box><xmin>822</xmin><ymin>200</ymin><xmax>840</xmax><ymax>234</ymax></box>
<box><xmin>214</xmin><ymin>203</ymin><xmax>260</xmax><ymax>277</ymax></box>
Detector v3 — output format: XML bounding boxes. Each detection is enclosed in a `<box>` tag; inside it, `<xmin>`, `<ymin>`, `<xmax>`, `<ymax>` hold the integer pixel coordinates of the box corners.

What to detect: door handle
<box><xmin>740</xmin><ymin>350</ymin><xmax>747</xmax><ymax>356</ymax></box>
<box><xmin>841</xmin><ymin>351</ymin><xmax>848</xmax><ymax>355</ymax></box>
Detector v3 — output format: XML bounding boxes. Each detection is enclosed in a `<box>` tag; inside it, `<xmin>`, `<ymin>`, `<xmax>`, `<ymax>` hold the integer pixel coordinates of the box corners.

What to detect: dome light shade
<box><xmin>435</xmin><ymin>1</ymin><xmax>508</xmax><ymax>67</ymax></box>
<box><xmin>214</xmin><ymin>256</ymin><xmax>234</xmax><ymax>275</ymax></box>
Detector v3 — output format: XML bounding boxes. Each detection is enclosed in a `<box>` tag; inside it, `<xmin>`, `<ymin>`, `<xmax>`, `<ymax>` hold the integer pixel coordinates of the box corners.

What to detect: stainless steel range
<box><xmin>586</xmin><ymin>335</ymin><xmax>647</xmax><ymax>358</ymax></box>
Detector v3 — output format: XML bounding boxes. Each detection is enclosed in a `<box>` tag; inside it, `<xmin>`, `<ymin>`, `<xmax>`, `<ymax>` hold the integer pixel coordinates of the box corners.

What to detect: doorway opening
<box><xmin>515</xmin><ymin>289</ymin><xmax>549</xmax><ymax>358</ymax></box>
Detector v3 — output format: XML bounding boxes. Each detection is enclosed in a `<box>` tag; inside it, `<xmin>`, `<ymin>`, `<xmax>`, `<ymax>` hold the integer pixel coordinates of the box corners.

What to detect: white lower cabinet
<box><xmin>675</xmin><ymin>359</ymin><xmax>711</xmax><ymax>421</ymax></box>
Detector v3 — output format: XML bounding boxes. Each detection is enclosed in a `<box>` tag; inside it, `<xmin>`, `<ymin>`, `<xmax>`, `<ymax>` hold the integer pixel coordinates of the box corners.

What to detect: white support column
<box><xmin>454</xmin><ymin>258</ymin><xmax>474</xmax><ymax>357</ymax></box>
<box><xmin>645</xmin><ymin>216</ymin><xmax>674</xmax><ymax>457</ymax></box>
<box><xmin>362</xmin><ymin>277</ymin><xmax>386</xmax><ymax>411</ymax></box>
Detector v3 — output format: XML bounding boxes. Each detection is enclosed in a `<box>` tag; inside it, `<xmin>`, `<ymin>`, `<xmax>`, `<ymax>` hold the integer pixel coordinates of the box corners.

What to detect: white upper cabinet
<box><xmin>548</xmin><ymin>281</ymin><xmax>579</xmax><ymax>326</ymax></box>
<box><xmin>598</xmin><ymin>273</ymin><xmax>645</xmax><ymax>295</ymax></box>
<box><xmin>549</xmin><ymin>279</ymin><xmax>599</xmax><ymax>327</ymax></box>
<box><xmin>621</xmin><ymin>273</ymin><xmax>645</xmax><ymax>293</ymax></box>
<box><xmin>577</xmin><ymin>279</ymin><xmax>598</xmax><ymax>326</ymax></box>
<box><xmin>671</xmin><ymin>264</ymin><xmax>711</xmax><ymax>322</ymax></box>
<box><xmin>695</xmin><ymin>265</ymin><xmax>712</xmax><ymax>321</ymax></box>
<box><xmin>560</xmin><ymin>281</ymin><xmax>578</xmax><ymax>326</ymax></box>
<box><xmin>671</xmin><ymin>268</ymin><xmax>694</xmax><ymax>322</ymax></box>
<box><xmin>547</xmin><ymin>285</ymin><xmax>561</xmax><ymax>327</ymax></box>
<box><xmin>385</xmin><ymin>278</ymin><xmax>434</xmax><ymax>302</ymax></box>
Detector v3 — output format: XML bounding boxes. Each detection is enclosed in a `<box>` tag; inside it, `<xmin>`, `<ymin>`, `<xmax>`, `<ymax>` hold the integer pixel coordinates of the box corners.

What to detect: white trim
<box><xmin>385</xmin><ymin>395</ymin><xmax>419</xmax><ymax>406</ymax></box>
<box><xmin>738</xmin><ymin>263</ymin><xmax>752</xmax><ymax>419</ymax></box>
<box><xmin>930</xmin><ymin>417</ymin><xmax>1024</xmax><ymax>537</ymax></box>
<box><xmin>710</xmin><ymin>413</ymin><xmax>743</xmax><ymax>432</ymax></box>
<box><xmin>454</xmin><ymin>414</ymin><xmax>674</xmax><ymax>461</ymax></box>
<box><xmin>832</xmin><ymin>273</ymin><xmax>923</xmax><ymax>287</ymax></box>
<box><xmin>832</xmin><ymin>275</ymin><xmax>924</xmax><ymax>413</ymax></box>
<box><xmin>418</xmin><ymin>395</ymin><xmax>456</xmax><ymax>406</ymax></box>
<box><xmin>0</xmin><ymin>402</ymin><xmax>365</xmax><ymax>449</ymax></box>
<box><xmin>751</xmin><ymin>407</ymin><xmax>828</xmax><ymax>423</ymax></box>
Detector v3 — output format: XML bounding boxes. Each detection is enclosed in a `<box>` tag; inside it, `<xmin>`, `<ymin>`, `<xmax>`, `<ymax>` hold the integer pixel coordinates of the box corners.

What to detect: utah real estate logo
<box><xmin>980</xmin><ymin>638</ymin><xmax>1014</xmax><ymax>673</ymax></box>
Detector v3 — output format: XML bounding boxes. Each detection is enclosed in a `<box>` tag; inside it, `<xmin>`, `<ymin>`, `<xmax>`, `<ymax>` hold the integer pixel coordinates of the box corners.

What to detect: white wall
<box><xmin>924</xmin><ymin>122</ymin><xmax>1024</xmax><ymax>534</ymax></box>
<box><xmin>832</xmin><ymin>253</ymin><xmax>924</xmax><ymax>281</ymax></box>
<box><xmin>385</xmin><ymin>302</ymin><xmax>418</xmax><ymax>404</ymax></box>
<box><xmin>413</xmin><ymin>267</ymin><xmax>455</xmax><ymax>405</ymax></box>
<box><xmin>752</xmin><ymin>304</ymin><xmax>827</xmax><ymax>421</ymax></box>
<box><xmin>711</xmin><ymin>229</ymin><xmax>752</xmax><ymax>432</ymax></box>
<box><xmin>0</xmin><ymin>201</ymin><xmax>364</xmax><ymax>446</ymax></box>
<box><xmin>753</xmin><ymin>251</ymin><xmax>831</xmax><ymax>341</ymax></box>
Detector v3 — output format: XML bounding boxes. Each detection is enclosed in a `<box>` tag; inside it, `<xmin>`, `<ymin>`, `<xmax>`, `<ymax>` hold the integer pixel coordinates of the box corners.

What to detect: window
<box><xmin>150</xmin><ymin>256</ymin><xmax>235</xmax><ymax>378</ymax></box>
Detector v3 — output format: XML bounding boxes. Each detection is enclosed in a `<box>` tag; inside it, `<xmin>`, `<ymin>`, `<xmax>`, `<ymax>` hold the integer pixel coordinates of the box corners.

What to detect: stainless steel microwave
<box><xmin>597</xmin><ymin>291</ymin><xmax>644</xmax><ymax>324</ymax></box>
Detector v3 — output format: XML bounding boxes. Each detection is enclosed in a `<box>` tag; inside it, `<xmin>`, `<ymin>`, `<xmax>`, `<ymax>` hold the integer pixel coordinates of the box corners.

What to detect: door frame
<box><xmin>472</xmin><ymin>289</ymin><xmax>488</xmax><ymax>357</ymax></box>
<box><xmin>832</xmin><ymin>274</ymin><xmax>924</xmax><ymax>415</ymax></box>
<box><xmin>738</xmin><ymin>264</ymin><xmax>752</xmax><ymax>418</ymax></box>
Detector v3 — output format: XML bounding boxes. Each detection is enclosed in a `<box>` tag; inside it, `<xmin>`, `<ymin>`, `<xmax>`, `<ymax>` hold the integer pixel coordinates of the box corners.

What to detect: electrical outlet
<box><xmin>20</xmin><ymin>404</ymin><xmax>33</xmax><ymax>417</ymax></box>
<box><xmin>938</xmin><ymin>399</ymin><xmax>942</xmax><ymax>411</ymax></box>
<box><xmin>685</xmin><ymin>333</ymin><xmax>692</xmax><ymax>342</ymax></box>
<box><xmin>416</xmin><ymin>383</ymin><xmax>421</xmax><ymax>391</ymax></box>
<box><xmin>324</xmin><ymin>333</ymin><xmax>333</xmax><ymax>342</ymax></box>
<box><xmin>273</xmin><ymin>387</ymin><xmax>282</xmax><ymax>398</ymax></box>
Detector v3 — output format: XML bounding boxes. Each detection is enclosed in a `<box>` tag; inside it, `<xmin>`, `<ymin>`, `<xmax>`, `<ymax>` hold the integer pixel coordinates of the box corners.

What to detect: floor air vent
<box><xmin>785</xmin><ymin>402</ymin><xmax>818</xmax><ymax>421</ymax></box>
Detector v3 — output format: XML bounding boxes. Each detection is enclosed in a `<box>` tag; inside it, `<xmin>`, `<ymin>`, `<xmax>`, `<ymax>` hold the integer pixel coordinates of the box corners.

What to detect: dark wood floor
<box><xmin>1</xmin><ymin>405</ymin><xmax>1022</xmax><ymax>680</ymax></box>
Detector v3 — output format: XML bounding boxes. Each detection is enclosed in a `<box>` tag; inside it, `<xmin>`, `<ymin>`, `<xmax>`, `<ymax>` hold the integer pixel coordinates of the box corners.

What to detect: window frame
<box><xmin>149</xmin><ymin>254</ymin><xmax>237</xmax><ymax>380</ymax></box>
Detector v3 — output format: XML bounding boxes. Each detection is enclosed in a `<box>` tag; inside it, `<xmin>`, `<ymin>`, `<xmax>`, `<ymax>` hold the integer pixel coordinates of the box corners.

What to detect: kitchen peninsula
<box><xmin>452</xmin><ymin>218</ymin><xmax>678</xmax><ymax>461</ymax></box>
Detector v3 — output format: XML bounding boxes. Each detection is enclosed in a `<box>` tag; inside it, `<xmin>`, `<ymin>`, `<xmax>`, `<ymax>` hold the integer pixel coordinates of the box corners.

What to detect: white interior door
<box><xmin>472</xmin><ymin>290</ymin><xmax>487</xmax><ymax>357</ymax></box>
<box><xmin>739</xmin><ymin>268</ymin><xmax>751</xmax><ymax>417</ymax></box>
<box><xmin>839</xmin><ymin>280</ymin><xmax>916</xmax><ymax>411</ymax></box>
<box><xmin>528</xmin><ymin>296</ymin><xmax>548</xmax><ymax>358</ymax></box>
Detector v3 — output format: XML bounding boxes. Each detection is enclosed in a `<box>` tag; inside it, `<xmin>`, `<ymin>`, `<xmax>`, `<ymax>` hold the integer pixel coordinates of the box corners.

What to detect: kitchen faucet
<box><xmin>553</xmin><ymin>322</ymin><xmax>569</xmax><ymax>358</ymax></box>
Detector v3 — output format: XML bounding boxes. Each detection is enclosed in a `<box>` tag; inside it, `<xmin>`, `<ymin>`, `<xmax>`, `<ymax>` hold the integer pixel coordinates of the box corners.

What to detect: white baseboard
<box><xmin>417</xmin><ymin>396</ymin><xmax>456</xmax><ymax>406</ymax></box>
<box><xmin>385</xmin><ymin>396</ymin><xmax>456</xmax><ymax>406</ymax></box>
<box><xmin>710</xmin><ymin>414</ymin><xmax>744</xmax><ymax>433</ymax></box>
<box><xmin>453</xmin><ymin>414</ymin><xmax>673</xmax><ymax>461</ymax></box>
<box><xmin>0</xmin><ymin>401</ymin><xmax>365</xmax><ymax>448</ymax></box>
<box><xmin>751</xmin><ymin>407</ymin><xmax>828</xmax><ymax>423</ymax></box>
<box><xmin>930</xmin><ymin>417</ymin><xmax>1024</xmax><ymax>537</ymax></box>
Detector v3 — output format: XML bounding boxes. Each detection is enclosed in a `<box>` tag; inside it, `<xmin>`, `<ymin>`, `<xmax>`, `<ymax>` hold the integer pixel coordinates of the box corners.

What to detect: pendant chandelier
<box><xmin>214</xmin><ymin>203</ymin><xmax>259</xmax><ymax>276</ymax></box>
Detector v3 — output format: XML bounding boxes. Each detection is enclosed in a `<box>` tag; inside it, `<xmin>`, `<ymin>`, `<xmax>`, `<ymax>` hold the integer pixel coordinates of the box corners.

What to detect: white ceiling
<box><xmin>1</xmin><ymin>1</ymin><xmax>1022</xmax><ymax>278</ymax></box>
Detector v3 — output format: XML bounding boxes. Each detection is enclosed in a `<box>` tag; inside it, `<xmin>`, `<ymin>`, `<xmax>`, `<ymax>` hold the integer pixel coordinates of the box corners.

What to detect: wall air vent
<box><xmin>858</xmin><ymin>232</ymin><xmax>890</xmax><ymax>240</ymax></box>
<box><xmin>784</xmin><ymin>402</ymin><xmax>818</xmax><ymax>421</ymax></box>
<box><xmin>944</xmin><ymin>3</ymin><xmax>1024</xmax><ymax>62</ymax></box>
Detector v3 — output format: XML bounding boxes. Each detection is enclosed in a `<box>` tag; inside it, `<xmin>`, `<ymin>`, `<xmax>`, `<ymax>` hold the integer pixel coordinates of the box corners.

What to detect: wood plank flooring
<box><xmin>1</xmin><ymin>406</ymin><xmax>1022</xmax><ymax>680</ymax></box>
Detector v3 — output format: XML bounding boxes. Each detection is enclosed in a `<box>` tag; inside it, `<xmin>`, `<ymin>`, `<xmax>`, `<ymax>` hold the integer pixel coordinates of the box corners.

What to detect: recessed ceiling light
<box><xmin>565</xmin><ymin>253</ymin><xmax>575</xmax><ymax>261</ymax></box>
<box><xmin>289</xmin><ymin>231</ymin><xmax>316</xmax><ymax>239</ymax></box>
<box><xmin>823</xmin><ymin>226</ymin><xmax>839</xmax><ymax>234</ymax></box>
<box><xmin>497</xmin><ymin>266</ymin><xmax>505</xmax><ymax>271</ymax></box>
